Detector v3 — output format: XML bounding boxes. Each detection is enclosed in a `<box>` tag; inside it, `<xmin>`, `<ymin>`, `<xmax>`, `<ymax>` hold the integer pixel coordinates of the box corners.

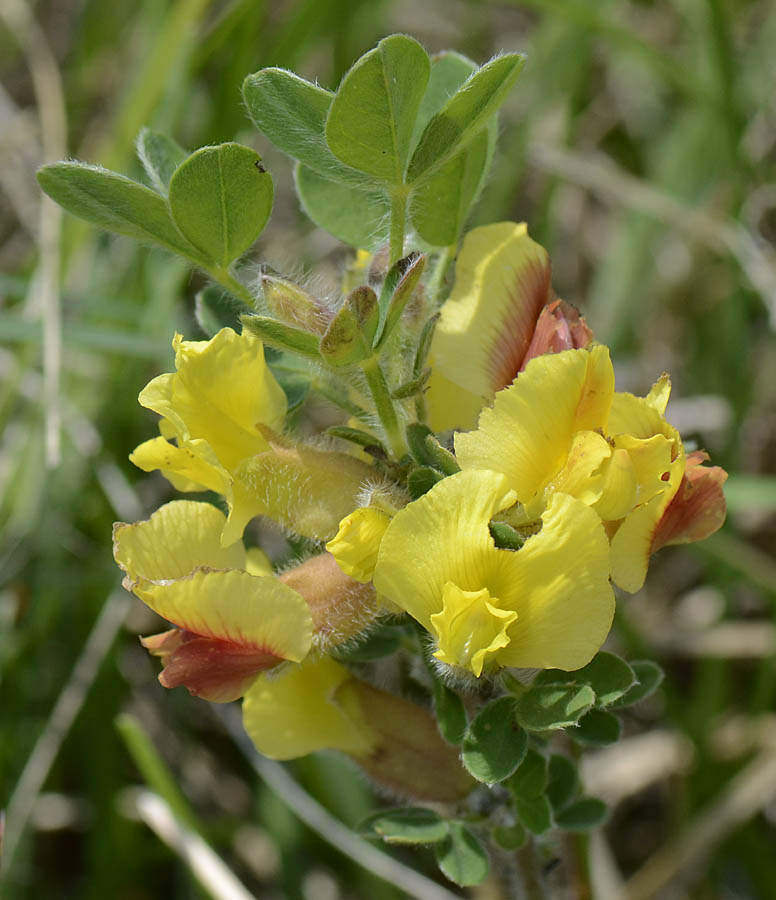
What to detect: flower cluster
<box><xmin>115</xmin><ymin>221</ymin><xmax>726</xmax><ymax>798</ymax></box>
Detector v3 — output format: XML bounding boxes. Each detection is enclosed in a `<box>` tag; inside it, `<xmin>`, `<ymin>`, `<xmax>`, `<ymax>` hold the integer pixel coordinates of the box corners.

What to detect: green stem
<box><xmin>211</xmin><ymin>267</ymin><xmax>257</xmax><ymax>309</ymax></box>
<box><xmin>361</xmin><ymin>356</ymin><xmax>405</xmax><ymax>459</ymax></box>
<box><xmin>427</xmin><ymin>244</ymin><xmax>455</xmax><ymax>306</ymax></box>
<box><xmin>388</xmin><ymin>188</ymin><xmax>408</xmax><ymax>266</ymax></box>
<box><xmin>516</xmin><ymin>842</ymin><xmax>546</xmax><ymax>900</ymax></box>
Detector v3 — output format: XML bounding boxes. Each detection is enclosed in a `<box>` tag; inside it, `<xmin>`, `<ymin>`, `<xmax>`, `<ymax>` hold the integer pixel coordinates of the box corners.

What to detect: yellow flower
<box><xmin>326</xmin><ymin>507</ymin><xmax>391</xmax><ymax>582</ymax></box>
<box><xmin>455</xmin><ymin>346</ymin><xmax>686</xmax><ymax>592</ymax></box>
<box><xmin>373</xmin><ymin>469</ymin><xmax>614</xmax><ymax>675</ymax></box>
<box><xmin>113</xmin><ymin>500</ymin><xmax>312</xmax><ymax>701</ymax></box>
<box><xmin>425</xmin><ymin>222</ymin><xmax>591</xmax><ymax>432</ymax></box>
<box><xmin>130</xmin><ymin>327</ymin><xmax>375</xmax><ymax>544</ymax></box>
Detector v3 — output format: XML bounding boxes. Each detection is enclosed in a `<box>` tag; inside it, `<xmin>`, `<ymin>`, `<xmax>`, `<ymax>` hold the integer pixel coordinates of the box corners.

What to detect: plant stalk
<box><xmin>389</xmin><ymin>188</ymin><xmax>408</xmax><ymax>267</ymax></box>
<box><xmin>361</xmin><ymin>356</ymin><xmax>405</xmax><ymax>459</ymax></box>
<box><xmin>517</xmin><ymin>842</ymin><xmax>547</xmax><ymax>900</ymax></box>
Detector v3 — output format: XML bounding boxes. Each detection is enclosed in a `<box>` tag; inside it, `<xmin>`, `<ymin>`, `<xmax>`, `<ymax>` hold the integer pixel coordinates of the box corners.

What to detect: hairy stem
<box><xmin>389</xmin><ymin>188</ymin><xmax>408</xmax><ymax>267</ymax></box>
<box><xmin>361</xmin><ymin>356</ymin><xmax>405</xmax><ymax>459</ymax></box>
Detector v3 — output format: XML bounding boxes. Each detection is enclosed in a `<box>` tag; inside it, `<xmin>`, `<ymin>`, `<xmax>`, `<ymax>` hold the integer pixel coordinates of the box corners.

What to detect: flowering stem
<box><xmin>516</xmin><ymin>843</ymin><xmax>547</xmax><ymax>900</ymax></box>
<box><xmin>210</xmin><ymin>267</ymin><xmax>257</xmax><ymax>310</ymax></box>
<box><xmin>361</xmin><ymin>356</ymin><xmax>405</xmax><ymax>458</ymax></box>
<box><xmin>389</xmin><ymin>188</ymin><xmax>408</xmax><ymax>267</ymax></box>
<box><xmin>427</xmin><ymin>244</ymin><xmax>455</xmax><ymax>306</ymax></box>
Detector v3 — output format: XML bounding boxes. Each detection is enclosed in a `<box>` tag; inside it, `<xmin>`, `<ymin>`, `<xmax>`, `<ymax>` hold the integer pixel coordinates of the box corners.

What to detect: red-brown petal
<box><xmin>651</xmin><ymin>450</ymin><xmax>728</xmax><ymax>554</ymax></box>
<box><xmin>520</xmin><ymin>300</ymin><xmax>594</xmax><ymax>371</ymax></box>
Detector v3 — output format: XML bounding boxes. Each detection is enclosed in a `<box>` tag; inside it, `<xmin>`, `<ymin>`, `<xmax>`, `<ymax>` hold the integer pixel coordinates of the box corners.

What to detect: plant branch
<box><xmin>361</xmin><ymin>356</ymin><xmax>406</xmax><ymax>458</ymax></box>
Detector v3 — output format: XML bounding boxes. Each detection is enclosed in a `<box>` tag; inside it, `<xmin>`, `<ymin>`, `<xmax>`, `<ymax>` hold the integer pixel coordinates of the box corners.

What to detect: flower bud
<box><xmin>260</xmin><ymin>271</ymin><xmax>331</xmax><ymax>334</ymax></box>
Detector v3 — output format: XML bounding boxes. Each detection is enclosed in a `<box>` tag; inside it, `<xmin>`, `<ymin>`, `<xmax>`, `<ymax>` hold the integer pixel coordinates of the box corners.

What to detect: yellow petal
<box><xmin>551</xmin><ymin>430</ymin><xmax>612</xmax><ymax>506</ymax></box>
<box><xmin>326</xmin><ymin>508</ymin><xmax>391</xmax><ymax>583</ymax></box>
<box><xmin>114</xmin><ymin>500</ymin><xmax>246</xmax><ymax>582</ymax></box>
<box><xmin>134</xmin><ymin>569</ymin><xmax>312</xmax><ymax>663</ymax></box>
<box><xmin>495</xmin><ymin>492</ymin><xmax>614</xmax><ymax>670</ymax></box>
<box><xmin>456</xmin><ymin>347</ymin><xmax>614</xmax><ymax>506</ymax></box>
<box><xmin>425</xmin><ymin>369</ymin><xmax>488</xmax><ymax>433</ymax></box>
<box><xmin>592</xmin><ymin>448</ymin><xmax>639</xmax><ymax>521</ymax></box>
<box><xmin>129</xmin><ymin>436</ymin><xmax>228</xmax><ymax>495</ymax></box>
<box><xmin>426</xmin><ymin>222</ymin><xmax>551</xmax><ymax>430</ymax></box>
<box><xmin>607</xmin><ymin>389</ymin><xmax>678</xmax><ymax>444</ymax></box>
<box><xmin>223</xmin><ymin>433</ymin><xmax>373</xmax><ymax>545</ymax></box>
<box><xmin>245</xmin><ymin>547</ymin><xmax>273</xmax><ymax>576</ymax></box>
<box><xmin>431</xmin><ymin>584</ymin><xmax>517</xmax><ymax>676</ymax></box>
<box><xmin>139</xmin><ymin>328</ymin><xmax>286</xmax><ymax>470</ymax></box>
<box><xmin>645</xmin><ymin>374</ymin><xmax>671</xmax><ymax>414</ymax></box>
<box><xmin>373</xmin><ymin>469</ymin><xmax>517</xmax><ymax>631</ymax></box>
<box><xmin>242</xmin><ymin>657</ymin><xmax>375</xmax><ymax>759</ymax></box>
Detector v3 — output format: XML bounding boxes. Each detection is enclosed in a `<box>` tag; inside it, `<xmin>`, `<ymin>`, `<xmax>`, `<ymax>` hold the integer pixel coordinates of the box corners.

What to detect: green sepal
<box><xmin>168</xmin><ymin>142</ymin><xmax>273</xmax><ymax>268</ymax></box>
<box><xmin>413</xmin><ymin>313</ymin><xmax>439</xmax><ymax>376</ymax></box>
<box><xmin>241</xmin><ymin>314</ymin><xmax>323</xmax><ymax>361</ymax></box>
<box><xmin>434</xmin><ymin>823</ymin><xmax>489</xmax><ymax>887</ymax></box>
<box><xmin>360</xmin><ymin>807</ymin><xmax>448</xmax><ymax>845</ymax></box>
<box><xmin>489</xmin><ymin>521</ymin><xmax>525</xmax><ymax>551</ymax></box>
<box><xmin>194</xmin><ymin>285</ymin><xmax>250</xmax><ymax>337</ymax></box>
<box><xmin>391</xmin><ymin>368</ymin><xmax>432</xmax><ymax>399</ymax></box>
<box><xmin>374</xmin><ymin>252</ymin><xmax>426</xmax><ymax>348</ymax></box>
<box><xmin>407</xmin><ymin>52</ymin><xmax>525</xmax><ymax>182</ymax></box>
<box><xmin>136</xmin><ymin>128</ymin><xmax>186</xmax><ymax>194</ymax></box>
<box><xmin>546</xmin><ymin>755</ymin><xmax>579</xmax><ymax>812</ymax></box>
<box><xmin>406</xmin><ymin>423</ymin><xmax>435</xmax><ymax>466</ymax></box>
<box><xmin>461</xmin><ymin>696</ymin><xmax>527</xmax><ymax>784</ymax></box>
<box><xmin>326</xmin><ymin>35</ymin><xmax>430</xmax><ymax>182</ymax></box>
<box><xmin>423</xmin><ymin>434</ymin><xmax>460</xmax><ymax>475</ymax></box>
<box><xmin>332</xmin><ymin>624</ymin><xmax>402</xmax><ymax>662</ymax></box>
<box><xmin>533</xmin><ymin>651</ymin><xmax>636</xmax><ymax>707</ymax></box>
<box><xmin>319</xmin><ymin>286</ymin><xmax>378</xmax><ymax>367</ymax></box>
<box><xmin>295</xmin><ymin>164</ymin><xmax>390</xmax><ymax>248</ymax></box>
<box><xmin>491</xmin><ymin>823</ymin><xmax>527</xmax><ymax>851</ymax></box>
<box><xmin>260</xmin><ymin>271</ymin><xmax>328</xmax><ymax>334</ymax></box>
<box><xmin>407</xmin><ymin>466</ymin><xmax>443</xmax><ymax>499</ymax></box>
<box><xmin>37</xmin><ymin>161</ymin><xmax>201</xmax><ymax>260</ymax></box>
<box><xmin>609</xmin><ymin>660</ymin><xmax>664</xmax><ymax>709</ymax></box>
<box><xmin>554</xmin><ymin>797</ymin><xmax>608</xmax><ymax>831</ymax></box>
<box><xmin>513</xmin><ymin>684</ymin><xmax>596</xmax><ymax>731</ymax></box>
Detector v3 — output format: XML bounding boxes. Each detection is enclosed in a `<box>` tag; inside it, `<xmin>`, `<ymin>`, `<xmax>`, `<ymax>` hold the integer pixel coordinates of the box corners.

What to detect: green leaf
<box><xmin>37</xmin><ymin>162</ymin><xmax>200</xmax><ymax>259</ymax></box>
<box><xmin>391</xmin><ymin>368</ymin><xmax>431</xmax><ymax>399</ymax></box>
<box><xmin>319</xmin><ymin>287</ymin><xmax>377</xmax><ymax>367</ymax></box>
<box><xmin>509</xmin><ymin>749</ymin><xmax>548</xmax><ymax>798</ymax></box>
<box><xmin>410</xmin><ymin>124</ymin><xmax>494</xmax><ymax>246</ymax></box>
<box><xmin>554</xmin><ymin>797</ymin><xmax>608</xmax><ymax>831</ymax></box>
<box><xmin>407</xmin><ymin>53</ymin><xmax>525</xmax><ymax>181</ymax></box>
<box><xmin>515</xmin><ymin>793</ymin><xmax>553</xmax><ymax>835</ymax></box>
<box><xmin>407</xmin><ymin>466</ymin><xmax>443</xmax><ymax>499</ymax></box>
<box><xmin>410</xmin><ymin>51</ymin><xmax>478</xmax><ymax>150</ymax></box>
<box><xmin>434</xmin><ymin>823</ymin><xmax>489</xmax><ymax>887</ymax></box>
<box><xmin>194</xmin><ymin>285</ymin><xmax>250</xmax><ymax>337</ymax></box>
<box><xmin>242</xmin><ymin>68</ymin><xmax>360</xmax><ymax>182</ymax></box>
<box><xmin>406</xmin><ymin>424</ymin><xmax>435</xmax><ymax>466</ymax></box>
<box><xmin>413</xmin><ymin>313</ymin><xmax>439</xmax><ymax>376</ymax></box>
<box><xmin>609</xmin><ymin>660</ymin><xmax>664</xmax><ymax>709</ymax></box>
<box><xmin>491</xmin><ymin>823</ymin><xmax>527</xmax><ymax>851</ymax></box>
<box><xmin>534</xmin><ymin>651</ymin><xmax>636</xmax><ymax>707</ymax></box>
<box><xmin>136</xmin><ymin>127</ymin><xmax>186</xmax><ymax>194</ymax></box>
<box><xmin>546</xmin><ymin>755</ymin><xmax>579</xmax><ymax>812</ymax></box>
<box><xmin>514</xmin><ymin>684</ymin><xmax>596</xmax><ymax>731</ymax></box>
<box><xmin>325</xmin><ymin>426</ymin><xmax>386</xmax><ymax>456</ymax></box>
<box><xmin>241</xmin><ymin>315</ymin><xmax>323</xmax><ymax>361</ymax></box>
<box><xmin>375</xmin><ymin>252</ymin><xmax>426</xmax><ymax>347</ymax></box>
<box><xmin>267</xmin><ymin>355</ymin><xmax>310</xmax><ymax>413</ymax></box>
<box><xmin>431</xmin><ymin>679</ymin><xmax>468</xmax><ymax>745</ymax></box>
<box><xmin>361</xmin><ymin>807</ymin><xmax>448</xmax><ymax>845</ymax></box>
<box><xmin>462</xmin><ymin>697</ymin><xmax>527</xmax><ymax>783</ymax></box>
<box><xmin>326</xmin><ymin>35</ymin><xmax>430</xmax><ymax>182</ymax></box>
<box><xmin>168</xmin><ymin>143</ymin><xmax>273</xmax><ymax>267</ymax></box>
<box><xmin>573</xmin><ymin>709</ymin><xmax>621</xmax><ymax>746</ymax></box>
<box><xmin>295</xmin><ymin>165</ymin><xmax>390</xmax><ymax>249</ymax></box>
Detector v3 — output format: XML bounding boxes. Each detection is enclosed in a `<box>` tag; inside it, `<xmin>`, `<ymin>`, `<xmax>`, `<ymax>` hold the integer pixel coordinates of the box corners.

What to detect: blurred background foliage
<box><xmin>1</xmin><ymin>0</ymin><xmax>776</xmax><ymax>897</ymax></box>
